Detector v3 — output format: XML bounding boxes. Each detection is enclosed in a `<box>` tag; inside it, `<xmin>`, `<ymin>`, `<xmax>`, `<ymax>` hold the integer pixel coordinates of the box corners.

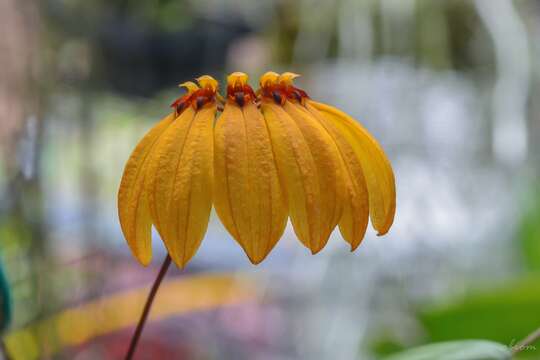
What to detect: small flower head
<box><xmin>170</xmin><ymin>81</ymin><xmax>199</xmax><ymax>114</ymax></box>
<box><xmin>259</xmin><ymin>71</ymin><xmax>287</xmax><ymax>105</ymax></box>
<box><xmin>259</xmin><ymin>71</ymin><xmax>280</xmax><ymax>88</ymax></box>
<box><xmin>197</xmin><ymin>75</ymin><xmax>219</xmax><ymax>90</ymax></box>
<box><xmin>278</xmin><ymin>72</ymin><xmax>309</xmax><ymax>103</ymax></box>
<box><xmin>227</xmin><ymin>71</ymin><xmax>249</xmax><ymax>88</ymax></box>
<box><xmin>226</xmin><ymin>72</ymin><xmax>256</xmax><ymax>107</ymax></box>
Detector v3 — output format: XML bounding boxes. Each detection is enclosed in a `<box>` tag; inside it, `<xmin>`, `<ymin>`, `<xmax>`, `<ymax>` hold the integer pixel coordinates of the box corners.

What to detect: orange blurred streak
<box><xmin>5</xmin><ymin>273</ymin><xmax>256</xmax><ymax>359</ymax></box>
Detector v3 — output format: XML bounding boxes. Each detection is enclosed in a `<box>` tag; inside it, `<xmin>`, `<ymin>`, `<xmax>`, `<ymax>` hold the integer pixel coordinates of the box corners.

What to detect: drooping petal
<box><xmin>145</xmin><ymin>107</ymin><xmax>196</xmax><ymax>237</ymax></box>
<box><xmin>153</xmin><ymin>105</ymin><xmax>215</xmax><ymax>268</ymax></box>
<box><xmin>214</xmin><ymin>101</ymin><xmax>288</xmax><ymax>263</ymax></box>
<box><xmin>281</xmin><ymin>101</ymin><xmax>345</xmax><ymax>242</ymax></box>
<box><xmin>309</xmin><ymin>101</ymin><xmax>396</xmax><ymax>235</ymax></box>
<box><xmin>262</xmin><ymin>101</ymin><xmax>336</xmax><ymax>253</ymax></box>
<box><xmin>297</xmin><ymin>103</ymin><xmax>369</xmax><ymax>250</ymax></box>
<box><xmin>117</xmin><ymin>113</ymin><xmax>175</xmax><ymax>265</ymax></box>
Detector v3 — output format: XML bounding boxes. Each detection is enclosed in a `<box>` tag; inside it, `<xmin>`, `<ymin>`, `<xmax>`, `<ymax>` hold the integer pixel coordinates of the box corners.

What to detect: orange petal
<box><xmin>309</xmin><ymin>101</ymin><xmax>395</xmax><ymax>235</ymax></box>
<box><xmin>282</xmin><ymin>101</ymin><xmax>345</xmax><ymax>243</ymax></box>
<box><xmin>117</xmin><ymin>113</ymin><xmax>175</xmax><ymax>265</ymax></box>
<box><xmin>153</xmin><ymin>105</ymin><xmax>216</xmax><ymax>268</ymax></box>
<box><xmin>214</xmin><ymin>101</ymin><xmax>288</xmax><ymax>263</ymax></box>
<box><xmin>300</xmin><ymin>103</ymin><xmax>369</xmax><ymax>249</ymax></box>
<box><xmin>145</xmin><ymin>108</ymin><xmax>196</xmax><ymax>236</ymax></box>
<box><xmin>262</xmin><ymin>101</ymin><xmax>333</xmax><ymax>253</ymax></box>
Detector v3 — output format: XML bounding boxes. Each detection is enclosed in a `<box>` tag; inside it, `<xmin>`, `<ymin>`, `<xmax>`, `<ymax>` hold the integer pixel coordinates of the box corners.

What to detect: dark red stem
<box><xmin>125</xmin><ymin>255</ymin><xmax>172</xmax><ymax>360</ymax></box>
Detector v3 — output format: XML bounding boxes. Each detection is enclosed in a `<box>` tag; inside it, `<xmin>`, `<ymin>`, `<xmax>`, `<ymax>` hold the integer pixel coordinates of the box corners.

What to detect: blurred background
<box><xmin>1</xmin><ymin>0</ymin><xmax>540</xmax><ymax>359</ymax></box>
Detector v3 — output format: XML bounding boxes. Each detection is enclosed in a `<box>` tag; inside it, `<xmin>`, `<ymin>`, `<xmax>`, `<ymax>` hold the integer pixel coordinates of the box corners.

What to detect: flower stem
<box><xmin>511</xmin><ymin>326</ymin><xmax>540</xmax><ymax>355</ymax></box>
<box><xmin>125</xmin><ymin>255</ymin><xmax>172</xmax><ymax>360</ymax></box>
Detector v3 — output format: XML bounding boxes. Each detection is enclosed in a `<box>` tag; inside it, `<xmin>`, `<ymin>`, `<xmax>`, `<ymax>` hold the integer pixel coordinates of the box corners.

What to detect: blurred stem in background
<box><xmin>0</xmin><ymin>262</ymin><xmax>11</xmax><ymax>328</ymax></box>
<box><xmin>0</xmin><ymin>0</ymin><xmax>52</xmax><ymax>329</ymax></box>
<box><xmin>0</xmin><ymin>261</ymin><xmax>12</xmax><ymax>358</ymax></box>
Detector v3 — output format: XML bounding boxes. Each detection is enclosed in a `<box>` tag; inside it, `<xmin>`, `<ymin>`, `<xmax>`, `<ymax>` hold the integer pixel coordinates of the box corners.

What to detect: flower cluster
<box><xmin>118</xmin><ymin>72</ymin><xmax>395</xmax><ymax>268</ymax></box>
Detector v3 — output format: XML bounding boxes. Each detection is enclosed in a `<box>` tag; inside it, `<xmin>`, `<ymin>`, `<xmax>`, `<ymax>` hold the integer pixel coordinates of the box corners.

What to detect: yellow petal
<box><xmin>145</xmin><ymin>108</ymin><xmax>196</xmax><ymax>236</ymax></box>
<box><xmin>153</xmin><ymin>105</ymin><xmax>215</xmax><ymax>268</ymax></box>
<box><xmin>282</xmin><ymin>101</ymin><xmax>345</xmax><ymax>243</ymax></box>
<box><xmin>117</xmin><ymin>113</ymin><xmax>175</xmax><ymax>265</ymax></box>
<box><xmin>214</xmin><ymin>101</ymin><xmax>288</xmax><ymax>263</ymax></box>
<box><xmin>262</xmin><ymin>101</ymin><xmax>332</xmax><ymax>253</ymax></box>
<box><xmin>309</xmin><ymin>101</ymin><xmax>396</xmax><ymax>235</ymax></box>
<box><xmin>300</xmin><ymin>103</ymin><xmax>369</xmax><ymax>250</ymax></box>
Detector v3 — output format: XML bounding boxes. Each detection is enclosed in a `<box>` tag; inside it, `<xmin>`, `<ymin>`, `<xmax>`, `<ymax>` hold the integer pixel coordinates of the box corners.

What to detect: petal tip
<box><xmin>137</xmin><ymin>253</ymin><xmax>152</xmax><ymax>267</ymax></box>
<box><xmin>246</xmin><ymin>251</ymin><xmax>268</xmax><ymax>266</ymax></box>
<box><xmin>376</xmin><ymin>229</ymin><xmax>389</xmax><ymax>237</ymax></box>
<box><xmin>249</xmin><ymin>258</ymin><xmax>264</xmax><ymax>266</ymax></box>
<box><xmin>171</xmin><ymin>257</ymin><xmax>187</xmax><ymax>270</ymax></box>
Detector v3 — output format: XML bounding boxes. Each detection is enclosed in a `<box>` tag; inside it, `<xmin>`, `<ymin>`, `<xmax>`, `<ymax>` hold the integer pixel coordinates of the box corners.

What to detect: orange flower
<box><xmin>118</xmin><ymin>72</ymin><xmax>395</xmax><ymax>268</ymax></box>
